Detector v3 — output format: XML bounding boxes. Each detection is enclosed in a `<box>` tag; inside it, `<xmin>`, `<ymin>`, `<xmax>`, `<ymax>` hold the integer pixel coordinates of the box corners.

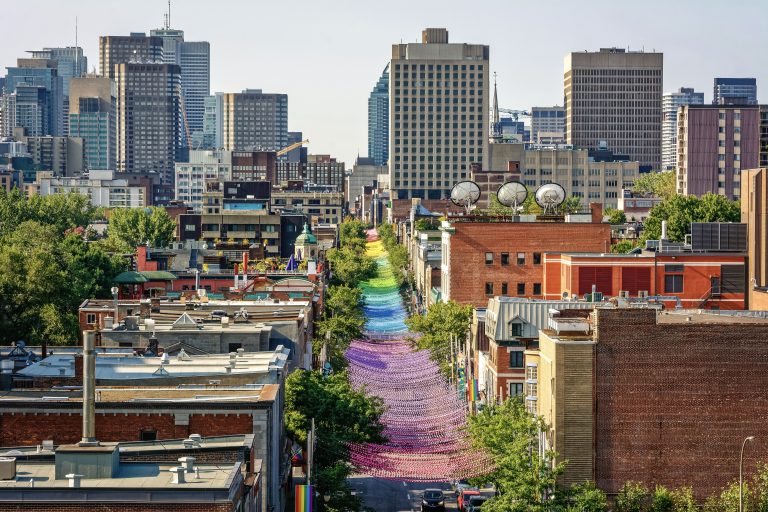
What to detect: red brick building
<box><xmin>544</xmin><ymin>251</ymin><xmax>747</xmax><ymax>309</ymax></box>
<box><xmin>531</xmin><ymin>308</ymin><xmax>768</xmax><ymax>498</ymax></box>
<box><xmin>441</xmin><ymin>205</ymin><xmax>610</xmax><ymax>307</ymax></box>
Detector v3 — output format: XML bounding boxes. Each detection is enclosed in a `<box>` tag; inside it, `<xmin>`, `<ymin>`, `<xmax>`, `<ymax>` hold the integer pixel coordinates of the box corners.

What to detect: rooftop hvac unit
<box><xmin>0</xmin><ymin>458</ymin><xmax>16</xmax><ymax>480</ymax></box>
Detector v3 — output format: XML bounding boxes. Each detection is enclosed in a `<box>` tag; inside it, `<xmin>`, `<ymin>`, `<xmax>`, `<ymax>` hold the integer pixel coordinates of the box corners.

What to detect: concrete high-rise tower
<box><xmin>661</xmin><ymin>87</ymin><xmax>704</xmax><ymax>170</ymax></box>
<box><xmin>115</xmin><ymin>62</ymin><xmax>180</xmax><ymax>182</ymax></box>
<box><xmin>99</xmin><ymin>33</ymin><xmax>164</xmax><ymax>79</ymax></box>
<box><xmin>220</xmin><ymin>90</ymin><xmax>288</xmax><ymax>152</ymax></box>
<box><xmin>389</xmin><ymin>28</ymin><xmax>489</xmax><ymax>200</ymax></box>
<box><xmin>368</xmin><ymin>64</ymin><xmax>389</xmax><ymax>167</ymax></box>
<box><xmin>564</xmin><ymin>48</ymin><xmax>663</xmax><ymax>171</ymax></box>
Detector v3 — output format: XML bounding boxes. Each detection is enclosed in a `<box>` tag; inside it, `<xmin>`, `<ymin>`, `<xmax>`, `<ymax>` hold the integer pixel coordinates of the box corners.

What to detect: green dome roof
<box><xmin>295</xmin><ymin>223</ymin><xmax>317</xmax><ymax>244</ymax></box>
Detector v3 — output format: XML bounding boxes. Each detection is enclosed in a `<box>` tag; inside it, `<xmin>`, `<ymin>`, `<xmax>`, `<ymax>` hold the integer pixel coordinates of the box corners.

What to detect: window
<box><xmin>533</xmin><ymin>283</ymin><xmax>542</xmax><ymax>295</ymax></box>
<box><xmin>511</xmin><ymin>322</ymin><xmax>522</xmax><ymax>337</ymax></box>
<box><xmin>533</xmin><ymin>253</ymin><xmax>542</xmax><ymax>265</ymax></box>
<box><xmin>526</xmin><ymin>365</ymin><xmax>538</xmax><ymax>381</ymax></box>
<box><xmin>485</xmin><ymin>282</ymin><xmax>494</xmax><ymax>295</ymax></box>
<box><xmin>485</xmin><ymin>252</ymin><xmax>493</xmax><ymax>265</ymax></box>
<box><xmin>501</xmin><ymin>252</ymin><xmax>509</xmax><ymax>265</ymax></box>
<box><xmin>509</xmin><ymin>351</ymin><xmax>524</xmax><ymax>368</ymax></box>
<box><xmin>140</xmin><ymin>429</ymin><xmax>157</xmax><ymax>441</ymax></box>
<box><xmin>501</xmin><ymin>282</ymin><xmax>508</xmax><ymax>295</ymax></box>
<box><xmin>509</xmin><ymin>383</ymin><xmax>524</xmax><ymax>397</ymax></box>
<box><xmin>517</xmin><ymin>252</ymin><xmax>526</xmax><ymax>265</ymax></box>
<box><xmin>517</xmin><ymin>283</ymin><xmax>525</xmax><ymax>295</ymax></box>
<box><xmin>665</xmin><ymin>274</ymin><xmax>684</xmax><ymax>293</ymax></box>
<box><xmin>86</xmin><ymin>313</ymin><xmax>97</xmax><ymax>325</ymax></box>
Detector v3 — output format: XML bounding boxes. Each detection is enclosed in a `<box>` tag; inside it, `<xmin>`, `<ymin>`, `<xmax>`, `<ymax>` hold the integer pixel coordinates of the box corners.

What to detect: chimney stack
<box><xmin>79</xmin><ymin>331</ymin><xmax>99</xmax><ymax>447</ymax></box>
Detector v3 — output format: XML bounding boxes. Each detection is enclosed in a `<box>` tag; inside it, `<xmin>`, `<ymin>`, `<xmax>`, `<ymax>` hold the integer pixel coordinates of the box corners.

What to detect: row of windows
<box><xmin>485</xmin><ymin>282</ymin><xmax>542</xmax><ymax>296</ymax></box>
<box><xmin>394</xmin><ymin>64</ymin><xmax>483</xmax><ymax>71</ymax></box>
<box><xmin>486</xmin><ymin>252</ymin><xmax>542</xmax><ymax>266</ymax></box>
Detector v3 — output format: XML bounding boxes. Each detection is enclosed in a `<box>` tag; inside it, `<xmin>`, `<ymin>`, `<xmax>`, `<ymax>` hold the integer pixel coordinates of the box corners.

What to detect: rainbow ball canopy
<box><xmin>345</xmin><ymin>230</ymin><xmax>491</xmax><ymax>482</ymax></box>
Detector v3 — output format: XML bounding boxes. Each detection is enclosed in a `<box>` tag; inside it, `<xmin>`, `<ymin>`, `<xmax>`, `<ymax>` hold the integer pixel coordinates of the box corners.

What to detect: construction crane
<box><xmin>177</xmin><ymin>84</ymin><xmax>193</xmax><ymax>149</ymax></box>
<box><xmin>276</xmin><ymin>139</ymin><xmax>309</xmax><ymax>157</ymax></box>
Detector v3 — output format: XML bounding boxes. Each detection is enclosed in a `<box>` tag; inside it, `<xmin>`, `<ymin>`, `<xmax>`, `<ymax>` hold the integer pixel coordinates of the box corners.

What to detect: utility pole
<box><xmin>307</xmin><ymin>418</ymin><xmax>315</xmax><ymax>484</ymax></box>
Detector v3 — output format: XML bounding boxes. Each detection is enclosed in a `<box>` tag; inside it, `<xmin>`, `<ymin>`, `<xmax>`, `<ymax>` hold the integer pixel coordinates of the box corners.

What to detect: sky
<box><xmin>3</xmin><ymin>0</ymin><xmax>767</xmax><ymax>167</ymax></box>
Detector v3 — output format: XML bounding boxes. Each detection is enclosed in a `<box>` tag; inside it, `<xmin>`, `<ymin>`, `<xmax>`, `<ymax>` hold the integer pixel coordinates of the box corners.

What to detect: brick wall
<box><xmin>447</xmin><ymin>222</ymin><xmax>610</xmax><ymax>307</ymax></box>
<box><xmin>594</xmin><ymin>309</ymin><xmax>768</xmax><ymax>498</ymax></box>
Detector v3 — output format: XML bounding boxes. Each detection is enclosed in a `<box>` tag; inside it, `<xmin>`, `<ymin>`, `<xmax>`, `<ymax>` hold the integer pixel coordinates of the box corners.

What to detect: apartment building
<box><xmin>677</xmin><ymin>104</ymin><xmax>760</xmax><ymax>199</ymax></box>
<box><xmin>34</xmin><ymin>170</ymin><xmax>146</xmax><ymax>207</ymax></box>
<box><xmin>174</xmin><ymin>149</ymin><xmax>232</xmax><ymax>212</ymax></box>
<box><xmin>389</xmin><ymin>28</ymin><xmax>489</xmax><ymax>200</ymax></box>
<box><xmin>661</xmin><ymin>87</ymin><xmax>704</xmax><ymax>170</ymax></box>
<box><xmin>221</xmin><ymin>89</ymin><xmax>288</xmax><ymax>152</ymax></box>
<box><xmin>564</xmin><ymin>48</ymin><xmax>663</xmax><ymax>171</ymax></box>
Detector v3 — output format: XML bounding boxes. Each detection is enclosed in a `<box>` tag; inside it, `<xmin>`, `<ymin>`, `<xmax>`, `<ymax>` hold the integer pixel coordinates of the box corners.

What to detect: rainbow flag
<box><xmin>471</xmin><ymin>379</ymin><xmax>480</xmax><ymax>402</ymax></box>
<box><xmin>296</xmin><ymin>484</ymin><xmax>313</xmax><ymax>512</ymax></box>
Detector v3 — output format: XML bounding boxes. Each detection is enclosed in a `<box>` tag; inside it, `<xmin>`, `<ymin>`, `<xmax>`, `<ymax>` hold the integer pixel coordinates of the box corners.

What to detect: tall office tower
<box><xmin>661</xmin><ymin>87</ymin><xmax>704</xmax><ymax>170</ymax></box>
<box><xmin>221</xmin><ymin>90</ymin><xmax>288</xmax><ymax>152</ymax></box>
<box><xmin>27</xmin><ymin>47</ymin><xmax>87</xmax><ymax>135</ymax></box>
<box><xmin>564</xmin><ymin>48</ymin><xmax>663</xmax><ymax>171</ymax></box>
<box><xmin>677</xmin><ymin>104</ymin><xmax>759</xmax><ymax>200</ymax></box>
<box><xmin>368</xmin><ymin>64</ymin><xmax>389</xmax><ymax>166</ymax></box>
<box><xmin>69</xmin><ymin>76</ymin><xmax>116</xmax><ymax>170</ymax></box>
<box><xmin>99</xmin><ymin>33</ymin><xmax>164</xmax><ymax>79</ymax></box>
<box><xmin>713</xmin><ymin>78</ymin><xmax>757</xmax><ymax>106</ymax></box>
<box><xmin>530</xmin><ymin>106</ymin><xmax>565</xmax><ymax>143</ymax></box>
<box><xmin>4</xmin><ymin>59</ymin><xmax>63</xmax><ymax>136</ymax></box>
<box><xmin>115</xmin><ymin>63</ymin><xmax>180</xmax><ymax>182</ymax></box>
<box><xmin>286</xmin><ymin>131</ymin><xmax>307</xmax><ymax>163</ymax></box>
<box><xmin>389</xmin><ymin>28</ymin><xmax>489</xmax><ymax>200</ymax></box>
<box><xmin>202</xmin><ymin>94</ymin><xmax>221</xmax><ymax>148</ymax></box>
<box><xmin>151</xmin><ymin>26</ymin><xmax>211</xmax><ymax>148</ymax></box>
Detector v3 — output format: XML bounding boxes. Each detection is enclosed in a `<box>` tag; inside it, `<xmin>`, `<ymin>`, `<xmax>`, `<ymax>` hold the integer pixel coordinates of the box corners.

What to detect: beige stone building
<box><xmin>742</xmin><ymin>168</ymin><xmax>768</xmax><ymax>310</ymax></box>
<box><xmin>564</xmin><ymin>48</ymin><xmax>663</xmax><ymax>171</ymax></box>
<box><xmin>389</xmin><ymin>28</ymin><xmax>489</xmax><ymax>200</ymax></box>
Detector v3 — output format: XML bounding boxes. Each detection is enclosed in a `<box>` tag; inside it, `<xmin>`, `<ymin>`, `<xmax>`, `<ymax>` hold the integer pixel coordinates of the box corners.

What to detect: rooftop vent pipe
<box><xmin>79</xmin><ymin>331</ymin><xmax>99</xmax><ymax>447</ymax></box>
<box><xmin>66</xmin><ymin>473</ymin><xmax>82</xmax><ymax>488</ymax></box>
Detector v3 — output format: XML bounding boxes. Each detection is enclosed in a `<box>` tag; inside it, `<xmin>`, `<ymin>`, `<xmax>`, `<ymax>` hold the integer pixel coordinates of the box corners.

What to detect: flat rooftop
<box><xmin>658</xmin><ymin>310</ymin><xmax>768</xmax><ymax>325</ymax></box>
<box><xmin>0</xmin><ymin>462</ymin><xmax>237</xmax><ymax>490</ymax></box>
<box><xmin>0</xmin><ymin>384</ymin><xmax>279</xmax><ymax>404</ymax></box>
<box><xmin>18</xmin><ymin>347</ymin><xmax>290</xmax><ymax>380</ymax></box>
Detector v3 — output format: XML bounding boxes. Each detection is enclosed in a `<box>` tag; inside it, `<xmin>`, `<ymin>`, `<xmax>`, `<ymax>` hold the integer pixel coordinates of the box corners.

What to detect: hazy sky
<box><xmin>3</xmin><ymin>0</ymin><xmax>767</xmax><ymax>166</ymax></box>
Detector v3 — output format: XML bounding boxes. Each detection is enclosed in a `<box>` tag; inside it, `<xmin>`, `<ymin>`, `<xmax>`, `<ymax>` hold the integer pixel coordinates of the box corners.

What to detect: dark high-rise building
<box><xmin>286</xmin><ymin>131</ymin><xmax>307</xmax><ymax>163</ymax></box>
<box><xmin>368</xmin><ymin>64</ymin><xmax>389</xmax><ymax>167</ymax></box>
<box><xmin>713</xmin><ymin>78</ymin><xmax>757</xmax><ymax>106</ymax></box>
<box><xmin>4</xmin><ymin>59</ymin><xmax>63</xmax><ymax>136</ymax></box>
<box><xmin>99</xmin><ymin>33</ymin><xmax>164</xmax><ymax>79</ymax></box>
<box><xmin>69</xmin><ymin>76</ymin><xmax>116</xmax><ymax>170</ymax></box>
<box><xmin>565</xmin><ymin>47</ymin><xmax>663</xmax><ymax>171</ymax></box>
<box><xmin>26</xmin><ymin>47</ymin><xmax>87</xmax><ymax>136</ymax></box>
<box><xmin>115</xmin><ymin>63</ymin><xmax>180</xmax><ymax>182</ymax></box>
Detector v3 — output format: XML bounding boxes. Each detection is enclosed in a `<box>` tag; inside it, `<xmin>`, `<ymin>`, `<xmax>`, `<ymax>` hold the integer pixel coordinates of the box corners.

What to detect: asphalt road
<box><xmin>347</xmin><ymin>475</ymin><xmax>458</xmax><ymax>512</ymax></box>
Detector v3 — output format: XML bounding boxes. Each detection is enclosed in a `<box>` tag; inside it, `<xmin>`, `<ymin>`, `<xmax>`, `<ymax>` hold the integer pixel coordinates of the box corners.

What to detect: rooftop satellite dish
<box><xmin>450</xmin><ymin>181</ymin><xmax>481</xmax><ymax>214</ymax></box>
<box><xmin>535</xmin><ymin>183</ymin><xmax>566</xmax><ymax>215</ymax></box>
<box><xmin>496</xmin><ymin>181</ymin><xmax>527</xmax><ymax>211</ymax></box>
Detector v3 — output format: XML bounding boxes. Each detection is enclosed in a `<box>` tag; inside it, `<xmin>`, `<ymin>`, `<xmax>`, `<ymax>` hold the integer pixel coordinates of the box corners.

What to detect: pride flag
<box><xmin>471</xmin><ymin>379</ymin><xmax>480</xmax><ymax>402</ymax></box>
<box><xmin>295</xmin><ymin>484</ymin><xmax>313</xmax><ymax>511</ymax></box>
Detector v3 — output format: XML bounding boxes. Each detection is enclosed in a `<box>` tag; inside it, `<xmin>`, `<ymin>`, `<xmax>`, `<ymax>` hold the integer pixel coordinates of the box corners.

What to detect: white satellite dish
<box><xmin>534</xmin><ymin>183</ymin><xmax>566</xmax><ymax>215</ymax></box>
<box><xmin>496</xmin><ymin>181</ymin><xmax>527</xmax><ymax>211</ymax></box>
<box><xmin>450</xmin><ymin>181</ymin><xmax>481</xmax><ymax>214</ymax></box>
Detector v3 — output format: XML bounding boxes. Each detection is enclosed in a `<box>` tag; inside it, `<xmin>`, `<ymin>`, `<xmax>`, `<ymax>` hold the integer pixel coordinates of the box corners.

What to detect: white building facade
<box><xmin>174</xmin><ymin>149</ymin><xmax>232</xmax><ymax>212</ymax></box>
<box><xmin>661</xmin><ymin>87</ymin><xmax>704</xmax><ymax>170</ymax></box>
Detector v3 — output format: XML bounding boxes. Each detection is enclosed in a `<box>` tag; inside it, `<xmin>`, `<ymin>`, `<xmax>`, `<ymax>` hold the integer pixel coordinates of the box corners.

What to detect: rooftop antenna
<box><xmin>75</xmin><ymin>16</ymin><xmax>78</xmax><ymax>73</ymax></box>
<box><xmin>496</xmin><ymin>181</ymin><xmax>527</xmax><ymax>212</ymax></box>
<box><xmin>166</xmin><ymin>0</ymin><xmax>171</xmax><ymax>29</ymax></box>
<box><xmin>450</xmin><ymin>180</ymin><xmax>481</xmax><ymax>215</ymax></box>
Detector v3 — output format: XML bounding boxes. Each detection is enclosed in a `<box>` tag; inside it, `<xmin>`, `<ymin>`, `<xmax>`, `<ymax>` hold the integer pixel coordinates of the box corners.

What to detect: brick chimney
<box><xmin>590</xmin><ymin>202</ymin><xmax>603</xmax><ymax>224</ymax></box>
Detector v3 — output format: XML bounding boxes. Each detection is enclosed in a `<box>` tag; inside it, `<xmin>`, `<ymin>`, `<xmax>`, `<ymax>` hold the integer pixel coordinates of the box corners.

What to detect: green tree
<box><xmin>326</xmin><ymin>246</ymin><xmax>376</xmax><ymax>286</ymax></box>
<box><xmin>641</xmin><ymin>193</ymin><xmax>741</xmax><ymax>243</ymax></box>
<box><xmin>670</xmin><ymin>487</ymin><xmax>698</xmax><ymax>512</ymax></box>
<box><xmin>106</xmin><ymin>207</ymin><xmax>177</xmax><ymax>249</ymax></box>
<box><xmin>616</xmin><ymin>481</ymin><xmax>650</xmax><ymax>512</ymax></box>
<box><xmin>568</xmin><ymin>481</ymin><xmax>608</xmax><ymax>512</ymax></box>
<box><xmin>405</xmin><ymin>300</ymin><xmax>472</xmax><ymax>375</ymax></box>
<box><xmin>467</xmin><ymin>398</ymin><xmax>566</xmax><ymax>512</ymax></box>
<box><xmin>0</xmin><ymin>189</ymin><xmax>97</xmax><ymax>239</ymax></box>
<box><xmin>633</xmin><ymin>171</ymin><xmax>677</xmax><ymax>200</ymax></box>
<box><xmin>651</xmin><ymin>485</ymin><xmax>676</xmax><ymax>512</ymax></box>
<box><xmin>605</xmin><ymin>207</ymin><xmax>628</xmax><ymax>225</ymax></box>
<box><xmin>285</xmin><ymin>370</ymin><xmax>385</xmax><ymax>510</ymax></box>
<box><xmin>611</xmin><ymin>240</ymin><xmax>639</xmax><ymax>254</ymax></box>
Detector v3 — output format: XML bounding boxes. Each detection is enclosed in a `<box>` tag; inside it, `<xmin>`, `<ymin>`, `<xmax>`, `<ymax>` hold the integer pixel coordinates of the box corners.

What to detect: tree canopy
<box><xmin>0</xmin><ymin>189</ymin><xmax>98</xmax><ymax>239</ymax></box>
<box><xmin>632</xmin><ymin>171</ymin><xmax>677</xmax><ymax>200</ymax></box>
<box><xmin>405</xmin><ymin>300</ymin><xmax>472</xmax><ymax>375</ymax></box>
<box><xmin>641</xmin><ymin>193</ymin><xmax>741</xmax><ymax>243</ymax></box>
<box><xmin>106</xmin><ymin>206</ymin><xmax>177</xmax><ymax>250</ymax></box>
<box><xmin>315</xmin><ymin>285</ymin><xmax>366</xmax><ymax>369</ymax></box>
<box><xmin>605</xmin><ymin>207</ymin><xmax>628</xmax><ymax>225</ymax></box>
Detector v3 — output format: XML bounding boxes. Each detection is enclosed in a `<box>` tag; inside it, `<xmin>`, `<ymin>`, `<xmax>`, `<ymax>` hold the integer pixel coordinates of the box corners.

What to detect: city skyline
<box><xmin>2</xmin><ymin>0</ymin><xmax>767</xmax><ymax>167</ymax></box>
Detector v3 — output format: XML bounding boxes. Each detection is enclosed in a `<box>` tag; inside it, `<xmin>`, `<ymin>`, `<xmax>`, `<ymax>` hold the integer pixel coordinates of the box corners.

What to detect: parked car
<box><xmin>421</xmin><ymin>489</ymin><xmax>446</xmax><ymax>512</ymax></box>
<box><xmin>458</xmin><ymin>489</ymin><xmax>481</xmax><ymax>510</ymax></box>
<box><xmin>453</xmin><ymin>479</ymin><xmax>474</xmax><ymax>496</ymax></box>
<box><xmin>466</xmin><ymin>495</ymin><xmax>488</xmax><ymax>511</ymax></box>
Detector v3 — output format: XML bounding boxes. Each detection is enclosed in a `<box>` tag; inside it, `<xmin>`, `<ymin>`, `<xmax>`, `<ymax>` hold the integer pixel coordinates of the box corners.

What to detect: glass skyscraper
<box><xmin>69</xmin><ymin>76</ymin><xmax>115</xmax><ymax>170</ymax></box>
<box><xmin>368</xmin><ymin>64</ymin><xmax>389</xmax><ymax>167</ymax></box>
<box><xmin>713</xmin><ymin>78</ymin><xmax>757</xmax><ymax>105</ymax></box>
<box><xmin>4</xmin><ymin>64</ymin><xmax>62</xmax><ymax>136</ymax></box>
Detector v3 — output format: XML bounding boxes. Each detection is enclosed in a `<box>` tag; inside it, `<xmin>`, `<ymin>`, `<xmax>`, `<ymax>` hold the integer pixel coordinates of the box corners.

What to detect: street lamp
<box><xmin>740</xmin><ymin>436</ymin><xmax>755</xmax><ymax>512</ymax></box>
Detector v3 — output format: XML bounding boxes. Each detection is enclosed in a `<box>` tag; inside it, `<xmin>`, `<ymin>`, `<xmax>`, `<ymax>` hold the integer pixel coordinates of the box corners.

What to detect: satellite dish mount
<box><xmin>534</xmin><ymin>183</ymin><xmax>567</xmax><ymax>215</ymax></box>
<box><xmin>450</xmin><ymin>181</ymin><xmax>481</xmax><ymax>215</ymax></box>
<box><xmin>496</xmin><ymin>181</ymin><xmax>528</xmax><ymax>213</ymax></box>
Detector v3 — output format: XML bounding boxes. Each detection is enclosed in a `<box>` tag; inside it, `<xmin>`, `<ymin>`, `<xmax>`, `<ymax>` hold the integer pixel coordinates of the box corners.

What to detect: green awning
<box><xmin>113</xmin><ymin>271</ymin><xmax>149</xmax><ymax>284</ymax></box>
<box><xmin>139</xmin><ymin>271</ymin><xmax>178</xmax><ymax>281</ymax></box>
